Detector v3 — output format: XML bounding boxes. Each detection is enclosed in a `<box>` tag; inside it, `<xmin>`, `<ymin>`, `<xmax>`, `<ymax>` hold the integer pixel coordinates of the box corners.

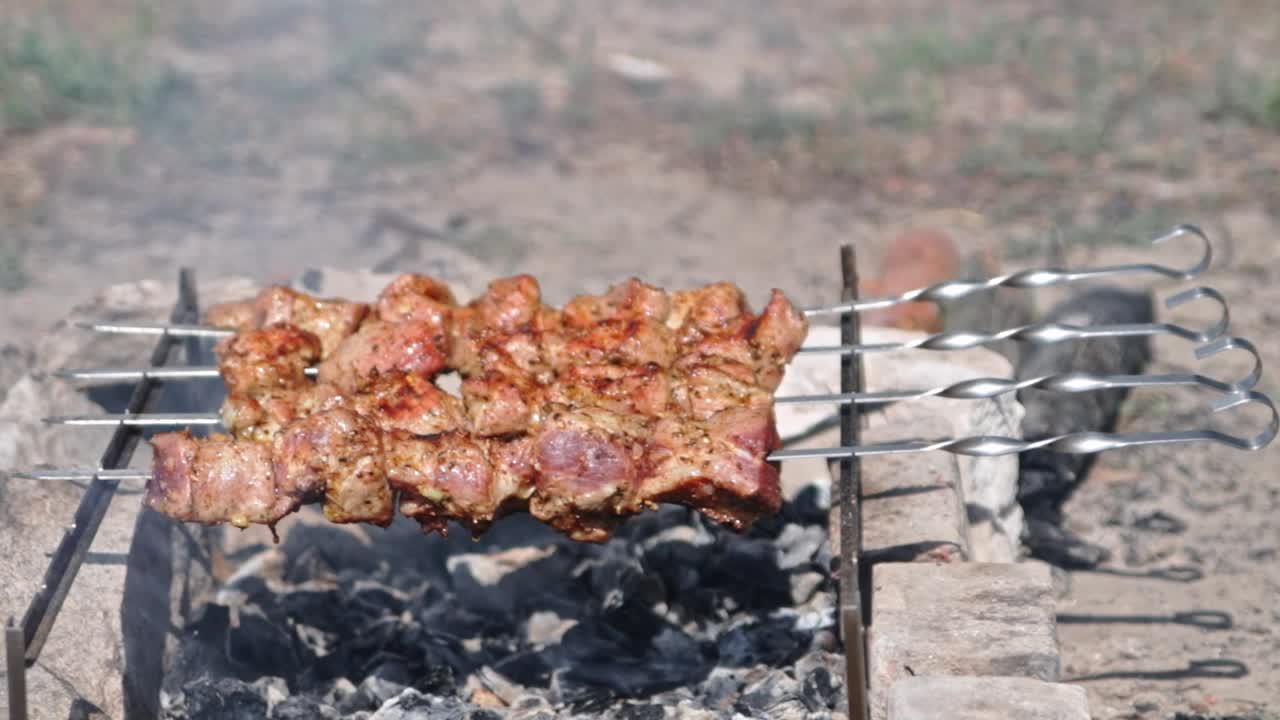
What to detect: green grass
<box><xmin>1206</xmin><ymin>51</ymin><xmax>1280</xmax><ymax>131</ymax></box>
<box><xmin>0</xmin><ymin>19</ymin><xmax>172</xmax><ymax>133</ymax></box>
<box><xmin>689</xmin><ymin>73</ymin><xmax>821</xmax><ymax>153</ymax></box>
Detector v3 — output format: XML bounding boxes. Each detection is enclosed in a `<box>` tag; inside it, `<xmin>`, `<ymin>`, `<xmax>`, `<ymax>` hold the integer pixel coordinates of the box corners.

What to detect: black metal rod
<box><xmin>6</xmin><ymin>621</ymin><xmax>27</xmax><ymax>720</ymax></box>
<box><xmin>19</xmin><ymin>269</ymin><xmax>200</xmax><ymax>667</ymax></box>
<box><xmin>837</xmin><ymin>245</ymin><xmax>869</xmax><ymax>720</ymax></box>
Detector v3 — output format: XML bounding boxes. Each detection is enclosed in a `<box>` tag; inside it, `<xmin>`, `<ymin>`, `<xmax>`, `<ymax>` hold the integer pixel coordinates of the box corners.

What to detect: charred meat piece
<box><xmin>472</xmin><ymin>274</ymin><xmax>543</xmax><ymax>331</ymax></box>
<box><xmin>461</xmin><ymin>371</ymin><xmax>544</xmax><ymax>437</ymax></box>
<box><xmin>375</xmin><ymin>273</ymin><xmax>456</xmax><ymax>356</ymax></box>
<box><xmin>215</xmin><ymin>325</ymin><xmax>321</xmax><ymax>395</ymax></box>
<box><xmin>207</xmin><ymin>286</ymin><xmax>370</xmax><ymax>357</ymax></box>
<box><xmin>148</xmin><ymin>431</ymin><xmax>286</xmax><ymax>528</ymax></box>
<box><xmin>317</xmin><ymin>319</ymin><xmax>449</xmax><ymax>393</ymax></box>
<box><xmin>450</xmin><ymin>279</ymin><xmax>560</xmax><ymax>376</ymax></box>
<box><xmin>274</xmin><ymin>408</ymin><xmax>393</xmax><ymax>525</ymax></box>
<box><xmin>221</xmin><ymin>374</ymin><xmax>465</xmax><ymax>441</ymax></box>
<box><xmin>562</xmin><ymin>277</ymin><xmax>671</xmax><ymax>328</ymax></box>
<box><xmin>221</xmin><ymin>388</ymin><xmax>307</xmax><ymax>443</ymax></box>
<box><xmin>158</xmin><ymin>277</ymin><xmax>810</xmax><ymax>541</ymax></box>
<box><xmin>547</xmin><ymin>362</ymin><xmax>670</xmax><ymax>417</ymax></box>
<box><xmin>749</xmin><ymin>289</ymin><xmax>809</xmax><ymax>391</ymax></box>
<box><xmin>548</xmin><ymin>317</ymin><xmax>677</xmax><ymax>371</ymax></box>
<box><xmin>319</xmin><ymin>371</ymin><xmax>467</xmax><ymax>437</ymax></box>
<box><xmin>529</xmin><ymin>406</ymin><xmax>648</xmax><ymax>542</ymax></box>
<box><xmin>376</xmin><ymin>273</ymin><xmax>457</xmax><ymax>320</ymax></box>
<box><xmin>667</xmin><ymin>282</ymin><xmax>753</xmax><ymax>343</ymax></box>
<box><xmin>670</xmin><ymin>363</ymin><xmax>770</xmax><ymax>420</ymax></box>
<box><xmin>387</xmin><ymin>430</ymin><xmax>513</xmax><ymax>535</ymax></box>
<box><xmin>640</xmin><ymin>406</ymin><xmax>782</xmax><ymax>530</ymax></box>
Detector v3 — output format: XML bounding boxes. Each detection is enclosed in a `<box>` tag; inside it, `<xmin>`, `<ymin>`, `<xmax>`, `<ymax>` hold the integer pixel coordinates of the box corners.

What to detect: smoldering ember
<box><xmin>161</xmin><ymin>501</ymin><xmax>844</xmax><ymax>720</ymax></box>
<box><xmin>120</xmin><ymin>270</ymin><xmax>845</xmax><ymax>720</ymax></box>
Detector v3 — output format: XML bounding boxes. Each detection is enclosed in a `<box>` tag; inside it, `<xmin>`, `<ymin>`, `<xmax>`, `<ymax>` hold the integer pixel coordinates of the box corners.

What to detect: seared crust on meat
<box><xmin>317</xmin><ymin>320</ymin><xmax>449</xmax><ymax>393</ymax></box>
<box><xmin>274</xmin><ymin>408</ymin><xmax>393</xmax><ymax>526</ymax></box>
<box><xmin>216</xmin><ymin>325</ymin><xmax>321</xmax><ymax>395</ymax></box>
<box><xmin>154</xmin><ymin>275</ymin><xmax>808</xmax><ymax>541</ymax></box>
<box><xmin>207</xmin><ymin>285</ymin><xmax>370</xmax><ymax>357</ymax></box>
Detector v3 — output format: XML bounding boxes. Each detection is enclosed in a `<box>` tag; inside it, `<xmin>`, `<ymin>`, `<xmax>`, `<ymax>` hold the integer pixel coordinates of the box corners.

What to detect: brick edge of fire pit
<box><xmin>834</xmin><ymin>398</ymin><xmax>1091</xmax><ymax>720</ymax></box>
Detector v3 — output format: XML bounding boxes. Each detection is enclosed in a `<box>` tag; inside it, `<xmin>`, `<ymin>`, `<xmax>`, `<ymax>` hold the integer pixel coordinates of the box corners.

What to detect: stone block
<box><xmin>856</xmin><ymin>411</ymin><xmax>968</xmax><ymax>564</ymax></box>
<box><xmin>869</xmin><ymin>562</ymin><xmax>1060</xmax><ymax>720</ymax></box>
<box><xmin>775</xmin><ymin>325</ymin><xmax>1025</xmax><ymax>562</ymax></box>
<box><xmin>887</xmin><ymin>676</ymin><xmax>1089</xmax><ymax>720</ymax></box>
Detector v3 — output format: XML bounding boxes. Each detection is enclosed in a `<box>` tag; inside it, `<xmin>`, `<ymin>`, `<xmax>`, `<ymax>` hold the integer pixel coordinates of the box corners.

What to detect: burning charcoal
<box><xmin>491</xmin><ymin>650</ymin><xmax>554</xmax><ymax>688</ymax></box>
<box><xmin>285</xmin><ymin>545</ymin><xmax>339</xmax><ymax>584</ymax></box>
<box><xmin>733</xmin><ymin>669</ymin><xmax>808</xmax><ymax>719</ymax></box>
<box><xmin>642</xmin><ymin>525</ymin><xmax>713</xmax><ymax>597</ymax></box>
<box><xmin>716</xmin><ymin>617</ymin><xmax>805</xmax><ymax>668</ymax></box>
<box><xmin>774</xmin><ymin>524</ymin><xmax>826</xmax><ymax>570</ymax></box>
<box><xmin>552</xmin><ymin>619</ymin><xmax>710</xmax><ymax>700</ymax></box>
<box><xmin>583</xmin><ymin>547</ymin><xmax>665</xmax><ymax>633</ymax></box>
<box><xmin>322</xmin><ymin>677</ymin><xmax>359</xmax><ymax>708</ymax></box>
<box><xmin>271</xmin><ymin>696</ymin><xmax>340</xmax><ymax>720</ymax></box>
<box><xmin>703</xmin><ymin>538</ymin><xmax>792</xmax><ymax>609</ymax></box>
<box><xmin>799</xmin><ymin>665</ymin><xmax>838</xmax><ymax>712</ymax></box>
<box><xmin>227</xmin><ymin>607</ymin><xmax>301</xmax><ymax>681</ymax></box>
<box><xmin>699</xmin><ymin>667</ymin><xmax>745</xmax><ymax>711</ymax></box>
<box><xmin>281</xmin><ymin>587</ymin><xmax>346</xmax><ymax>634</ymax></box>
<box><xmin>789</xmin><ymin>571</ymin><xmax>826</xmax><ymax>605</ymax></box>
<box><xmin>412</xmin><ymin>664</ymin><xmax>457</xmax><ymax>697</ymax></box>
<box><xmin>447</xmin><ymin>546</ymin><xmax>571</xmax><ymax>618</ymax></box>
<box><xmin>1017</xmin><ymin>286</ymin><xmax>1153</xmax><ymax>568</ymax></box>
<box><xmin>181</xmin><ymin>677</ymin><xmax>269</xmax><ymax>720</ymax></box>
<box><xmin>366</xmin><ymin>658</ymin><xmax>413</xmax><ymax>687</ymax></box>
<box><xmin>614</xmin><ymin>703</ymin><xmax>668</xmax><ymax>720</ymax></box>
<box><xmin>338</xmin><ymin>675</ymin><xmax>410</xmax><ymax>714</ymax></box>
<box><xmin>367</xmin><ymin>690</ymin><xmax>466</xmax><ymax>719</ymax></box>
<box><xmin>795</xmin><ymin>651</ymin><xmax>847</xmax><ymax>712</ymax></box>
<box><xmin>252</xmin><ymin>676</ymin><xmax>290</xmax><ymax>707</ymax></box>
<box><xmin>349</xmin><ymin>581</ymin><xmax>409</xmax><ymax>616</ymax></box>
<box><xmin>525</xmin><ymin>610</ymin><xmax>576</xmax><ymax>647</ymax></box>
<box><xmin>507</xmin><ymin>695</ymin><xmax>556</xmax><ymax>720</ymax></box>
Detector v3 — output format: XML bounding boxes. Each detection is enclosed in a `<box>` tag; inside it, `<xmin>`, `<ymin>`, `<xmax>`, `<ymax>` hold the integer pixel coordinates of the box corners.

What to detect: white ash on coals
<box><xmin>157</xmin><ymin>491</ymin><xmax>847</xmax><ymax>720</ymax></box>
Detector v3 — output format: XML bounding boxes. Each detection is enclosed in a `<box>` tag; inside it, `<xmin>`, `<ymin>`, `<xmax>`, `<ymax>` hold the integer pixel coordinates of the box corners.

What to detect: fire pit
<box><xmin>5</xmin><ymin>225</ymin><xmax>1275</xmax><ymax>720</ymax></box>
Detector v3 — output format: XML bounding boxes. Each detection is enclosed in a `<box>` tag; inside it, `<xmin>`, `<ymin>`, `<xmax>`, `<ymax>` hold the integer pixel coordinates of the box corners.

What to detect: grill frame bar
<box><xmin>5</xmin><ymin>268</ymin><xmax>200</xmax><ymax>720</ymax></box>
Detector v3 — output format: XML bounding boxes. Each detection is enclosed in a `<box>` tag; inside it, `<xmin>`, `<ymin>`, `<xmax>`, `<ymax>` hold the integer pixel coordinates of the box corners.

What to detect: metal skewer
<box><xmin>75</xmin><ymin>320</ymin><xmax>233</xmax><ymax>339</ymax></box>
<box><xmin>772</xmin><ymin>390</ymin><xmax>1277</xmax><ymax>460</ymax></box>
<box><xmin>800</xmin><ymin>286</ymin><xmax>1228</xmax><ymax>355</ymax></box>
<box><xmin>54</xmin><ymin>366</ymin><xmax>318</xmax><ymax>382</ymax></box>
<box><xmin>18</xmin><ymin>389</ymin><xmax>1277</xmax><ymax>482</ymax></box>
<box><xmin>42</xmin><ymin>334</ymin><xmax>1262</xmax><ymax>428</ymax></box>
<box><xmin>42</xmin><ymin>413</ymin><xmax>224</xmax><ymax>427</ymax></box>
<box><xmin>72</xmin><ymin>225</ymin><xmax>1211</xmax><ymax>339</ymax></box>
<box><xmin>54</xmin><ymin>286</ymin><xmax>1230</xmax><ymax>385</ymax></box>
<box><xmin>804</xmin><ymin>223</ymin><xmax>1211</xmax><ymax>317</ymax></box>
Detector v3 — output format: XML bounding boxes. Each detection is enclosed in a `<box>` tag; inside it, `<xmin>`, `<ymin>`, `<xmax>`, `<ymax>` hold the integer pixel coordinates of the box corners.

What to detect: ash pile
<box><xmin>159</xmin><ymin>485</ymin><xmax>845</xmax><ymax>720</ymax></box>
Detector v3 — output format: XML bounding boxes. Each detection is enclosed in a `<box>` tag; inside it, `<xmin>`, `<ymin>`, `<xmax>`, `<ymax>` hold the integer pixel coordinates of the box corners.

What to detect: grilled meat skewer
<box><xmin>148</xmin><ymin>401</ymin><xmax>783</xmax><ymax>541</ymax></box>
<box><xmin>156</xmin><ymin>275</ymin><xmax>808</xmax><ymax>541</ymax></box>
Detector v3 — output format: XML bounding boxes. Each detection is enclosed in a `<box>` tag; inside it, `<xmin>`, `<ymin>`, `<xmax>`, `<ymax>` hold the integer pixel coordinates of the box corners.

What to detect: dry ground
<box><xmin>1</xmin><ymin>1</ymin><xmax>1279</xmax><ymax>717</ymax></box>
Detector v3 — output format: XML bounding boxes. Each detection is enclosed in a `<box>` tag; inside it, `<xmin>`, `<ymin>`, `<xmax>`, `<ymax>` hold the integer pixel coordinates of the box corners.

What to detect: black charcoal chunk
<box><xmin>734</xmin><ymin>669</ymin><xmax>807</xmax><ymax>719</ymax></box>
<box><xmin>800</xmin><ymin>666</ymin><xmax>839</xmax><ymax>711</ymax></box>
<box><xmin>716</xmin><ymin>618</ymin><xmax>805</xmax><ymax>668</ymax></box>
<box><xmin>181</xmin><ymin>677</ymin><xmax>268</xmax><ymax>720</ymax></box>
<box><xmin>271</xmin><ymin>696</ymin><xmax>339</xmax><ymax>720</ymax></box>
<box><xmin>613</xmin><ymin>703</ymin><xmax>667</xmax><ymax>720</ymax></box>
